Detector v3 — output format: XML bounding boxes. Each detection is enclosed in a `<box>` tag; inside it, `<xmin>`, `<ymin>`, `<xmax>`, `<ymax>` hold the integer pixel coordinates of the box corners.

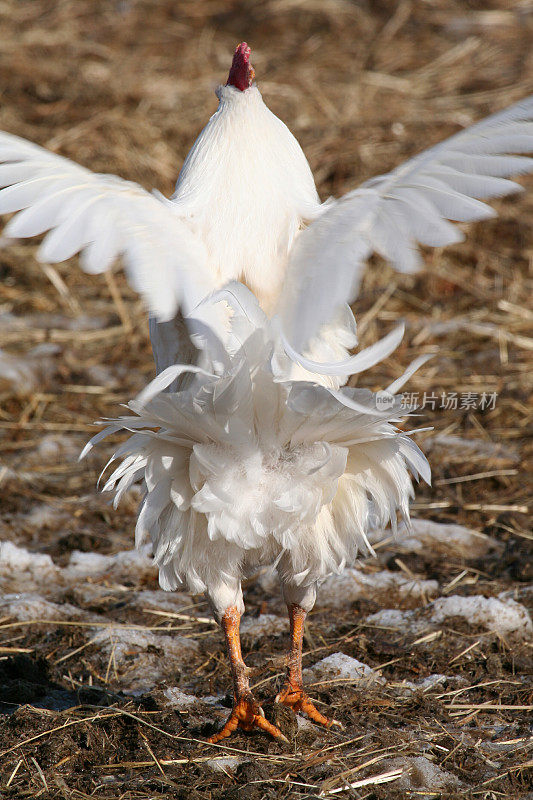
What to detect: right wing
<box><xmin>279</xmin><ymin>95</ymin><xmax>533</xmax><ymax>353</ymax></box>
<box><xmin>0</xmin><ymin>131</ymin><xmax>214</xmax><ymax>321</ymax></box>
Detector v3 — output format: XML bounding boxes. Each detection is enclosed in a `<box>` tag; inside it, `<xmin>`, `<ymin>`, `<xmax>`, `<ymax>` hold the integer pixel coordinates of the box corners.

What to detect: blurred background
<box><xmin>0</xmin><ymin>1</ymin><xmax>531</xmax><ymax>798</ymax></box>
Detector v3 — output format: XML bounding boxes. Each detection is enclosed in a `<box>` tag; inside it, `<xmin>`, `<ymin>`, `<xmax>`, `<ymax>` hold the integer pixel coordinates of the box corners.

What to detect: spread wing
<box><xmin>280</xmin><ymin>95</ymin><xmax>533</xmax><ymax>352</ymax></box>
<box><xmin>0</xmin><ymin>131</ymin><xmax>214</xmax><ymax>321</ymax></box>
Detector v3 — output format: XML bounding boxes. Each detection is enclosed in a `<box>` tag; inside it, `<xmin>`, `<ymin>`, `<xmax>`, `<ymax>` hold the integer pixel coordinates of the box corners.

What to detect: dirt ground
<box><xmin>0</xmin><ymin>1</ymin><xmax>532</xmax><ymax>798</ymax></box>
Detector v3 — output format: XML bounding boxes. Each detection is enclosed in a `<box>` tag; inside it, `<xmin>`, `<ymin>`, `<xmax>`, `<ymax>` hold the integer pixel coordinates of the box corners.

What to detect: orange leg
<box><xmin>208</xmin><ymin>606</ymin><xmax>288</xmax><ymax>744</ymax></box>
<box><xmin>276</xmin><ymin>603</ymin><xmax>339</xmax><ymax>728</ymax></box>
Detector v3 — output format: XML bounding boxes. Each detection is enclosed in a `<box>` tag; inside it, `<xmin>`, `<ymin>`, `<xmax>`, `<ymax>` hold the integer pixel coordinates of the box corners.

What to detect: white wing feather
<box><xmin>281</xmin><ymin>95</ymin><xmax>533</xmax><ymax>351</ymax></box>
<box><xmin>0</xmin><ymin>131</ymin><xmax>214</xmax><ymax>321</ymax></box>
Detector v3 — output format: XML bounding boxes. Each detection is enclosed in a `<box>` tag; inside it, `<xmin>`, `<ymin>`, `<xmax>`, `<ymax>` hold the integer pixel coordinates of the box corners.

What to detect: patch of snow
<box><xmin>91</xmin><ymin>626</ymin><xmax>198</xmax><ymax>660</ymax></box>
<box><xmin>392</xmin><ymin>674</ymin><xmax>450</xmax><ymax>696</ymax></box>
<box><xmin>64</xmin><ymin>551</ymin><xmax>114</xmax><ymax>577</ymax></box>
<box><xmin>382</xmin><ymin>756</ymin><xmax>461</xmax><ymax>791</ymax></box>
<box><xmin>66</xmin><ymin>551</ymin><xmax>114</xmax><ymax>575</ymax></box>
<box><xmin>163</xmin><ymin>687</ymin><xmax>198</xmax><ymax>708</ymax></box>
<box><xmin>0</xmin><ymin>541</ymin><xmax>56</xmax><ymax>574</ymax></box>
<box><xmin>318</xmin><ymin>567</ymin><xmax>438</xmax><ymax>606</ymax></box>
<box><xmin>304</xmin><ymin>653</ymin><xmax>382</xmax><ymax>684</ymax></box>
<box><xmin>409</xmin><ymin>673</ymin><xmax>448</xmax><ymax>691</ymax></box>
<box><xmin>366</xmin><ymin>594</ymin><xmax>532</xmax><ymax>638</ymax></box>
<box><xmin>90</xmin><ymin>626</ymin><xmax>199</xmax><ymax>691</ymax></box>
<box><xmin>133</xmin><ymin>589</ymin><xmax>195</xmax><ymax>611</ymax></box>
<box><xmin>430</xmin><ymin>594</ymin><xmax>532</xmax><ymax>636</ymax></box>
<box><xmin>240</xmin><ymin>613</ymin><xmax>286</xmax><ymax>637</ymax></box>
<box><xmin>0</xmin><ymin>593</ymin><xmax>85</xmax><ymax>622</ymax></box>
<box><xmin>201</xmin><ymin>694</ymin><xmax>226</xmax><ymax>708</ymax></box>
<box><xmin>0</xmin><ymin>541</ymin><xmax>59</xmax><ymax>591</ymax></box>
<box><xmin>205</xmin><ymin>756</ymin><xmax>243</xmax><ymax>772</ymax></box>
<box><xmin>296</xmin><ymin>715</ymin><xmax>316</xmax><ymax>731</ymax></box>
<box><xmin>398</xmin><ymin>518</ymin><xmax>496</xmax><ymax>558</ymax></box>
<box><xmin>365</xmin><ymin>607</ymin><xmax>418</xmax><ymax>631</ymax></box>
<box><xmin>65</xmin><ymin>546</ymin><xmax>154</xmax><ymax>581</ymax></box>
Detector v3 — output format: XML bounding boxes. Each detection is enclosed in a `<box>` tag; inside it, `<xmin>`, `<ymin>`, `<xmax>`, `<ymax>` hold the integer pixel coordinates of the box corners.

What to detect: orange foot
<box><xmin>208</xmin><ymin>693</ymin><xmax>288</xmax><ymax>744</ymax></box>
<box><xmin>276</xmin><ymin>684</ymin><xmax>341</xmax><ymax>728</ymax></box>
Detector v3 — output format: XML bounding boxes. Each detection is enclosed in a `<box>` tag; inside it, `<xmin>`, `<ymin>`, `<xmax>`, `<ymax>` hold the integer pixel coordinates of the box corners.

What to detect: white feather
<box><xmin>85</xmin><ymin>291</ymin><xmax>430</xmax><ymax>617</ymax></box>
<box><xmin>279</xmin><ymin>94</ymin><xmax>533</xmax><ymax>352</ymax></box>
<box><xmin>0</xmin><ymin>131</ymin><xmax>213</xmax><ymax>322</ymax></box>
<box><xmin>171</xmin><ymin>84</ymin><xmax>320</xmax><ymax>314</ymax></box>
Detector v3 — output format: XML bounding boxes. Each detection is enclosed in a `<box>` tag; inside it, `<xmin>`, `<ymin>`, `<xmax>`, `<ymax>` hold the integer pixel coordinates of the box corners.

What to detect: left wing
<box><xmin>0</xmin><ymin>131</ymin><xmax>214</xmax><ymax>321</ymax></box>
<box><xmin>279</xmin><ymin>95</ymin><xmax>533</xmax><ymax>353</ymax></box>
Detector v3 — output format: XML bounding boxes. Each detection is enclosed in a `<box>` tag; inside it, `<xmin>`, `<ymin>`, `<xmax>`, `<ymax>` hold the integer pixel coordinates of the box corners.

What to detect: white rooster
<box><xmin>1</xmin><ymin>42</ymin><xmax>533</xmax><ymax>741</ymax></box>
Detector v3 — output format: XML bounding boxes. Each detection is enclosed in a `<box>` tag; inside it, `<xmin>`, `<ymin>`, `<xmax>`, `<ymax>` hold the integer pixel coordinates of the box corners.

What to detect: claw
<box><xmin>208</xmin><ymin>693</ymin><xmax>289</xmax><ymax>744</ymax></box>
<box><xmin>276</xmin><ymin>685</ymin><xmax>337</xmax><ymax>729</ymax></box>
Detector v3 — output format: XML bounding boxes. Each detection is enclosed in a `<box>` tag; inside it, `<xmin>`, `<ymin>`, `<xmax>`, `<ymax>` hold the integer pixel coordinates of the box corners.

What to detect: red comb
<box><xmin>227</xmin><ymin>42</ymin><xmax>255</xmax><ymax>91</ymax></box>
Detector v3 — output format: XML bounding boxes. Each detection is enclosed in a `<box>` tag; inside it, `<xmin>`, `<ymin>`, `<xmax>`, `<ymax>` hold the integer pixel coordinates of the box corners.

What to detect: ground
<box><xmin>0</xmin><ymin>1</ymin><xmax>532</xmax><ymax>798</ymax></box>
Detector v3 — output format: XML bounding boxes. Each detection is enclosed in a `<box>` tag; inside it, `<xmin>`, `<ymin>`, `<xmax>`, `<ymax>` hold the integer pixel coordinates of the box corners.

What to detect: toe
<box><xmin>277</xmin><ymin>686</ymin><xmax>338</xmax><ymax>729</ymax></box>
<box><xmin>207</xmin><ymin>695</ymin><xmax>288</xmax><ymax>744</ymax></box>
<box><xmin>254</xmin><ymin>714</ymin><xmax>289</xmax><ymax>743</ymax></box>
<box><xmin>207</xmin><ymin>711</ymin><xmax>239</xmax><ymax>743</ymax></box>
<box><xmin>299</xmin><ymin>695</ymin><xmax>331</xmax><ymax>727</ymax></box>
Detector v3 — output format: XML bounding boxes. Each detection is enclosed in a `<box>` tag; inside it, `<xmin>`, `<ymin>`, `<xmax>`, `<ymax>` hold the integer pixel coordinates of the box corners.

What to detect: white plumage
<box><xmin>1</xmin><ymin>73</ymin><xmax>532</xmax><ymax>360</ymax></box>
<box><xmin>83</xmin><ymin>287</ymin><xmax>429</xmax><ymax>619</ymax></box>
<box><xmin>279</xmin><ymin>97</ymin><xmax>533</xmax><ymax>351</ymax></box>
<box><xmin>0</xmin><ymin>137</ymin><xmax>212</xmax><ymax>321</ymax></box>
<box><xmin>171</xmin><ymin>84</ymin><xmax>320</xmax><ymax>312</ymax></box>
